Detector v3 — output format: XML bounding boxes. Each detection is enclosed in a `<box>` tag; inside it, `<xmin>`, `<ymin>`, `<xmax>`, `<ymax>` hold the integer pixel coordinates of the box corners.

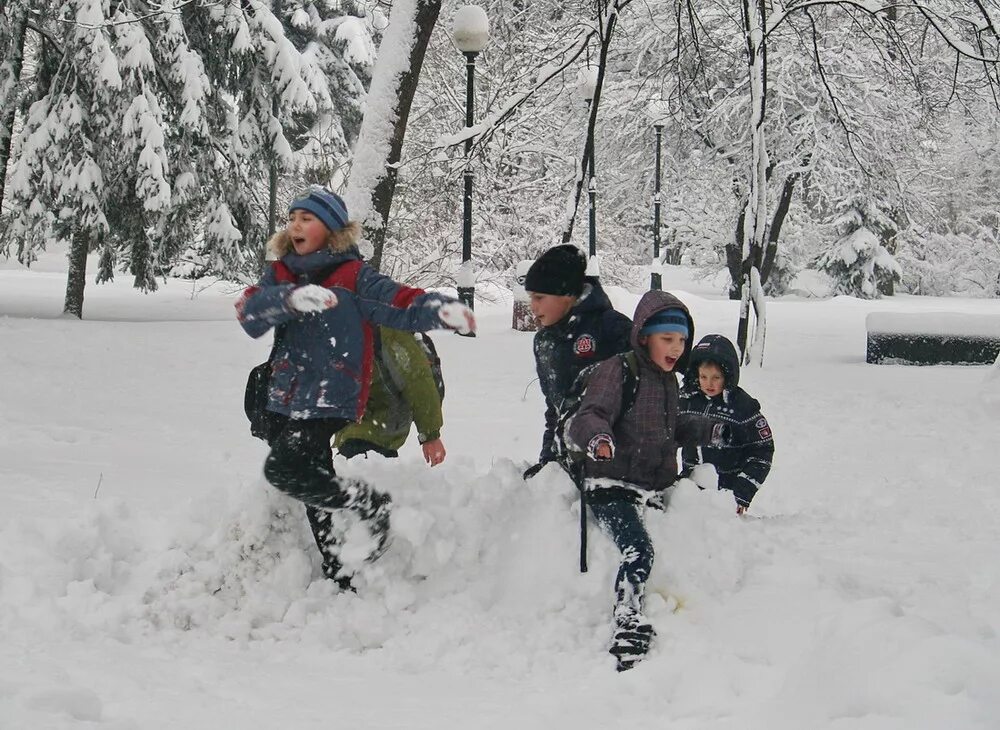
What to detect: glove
<box><xmin>438</xmin><ymin>302</ymin><xmax>477</xmax><ymax>335</ymax></box>
<box><xmin>523</xmin><ymin>462</ymin><xmax>546</xmax><ymax>480</ymax></box>
<box><xmin>288</xmin><ymin>285</ymin><xmax>338</xmax><ymax>313</ymax></box>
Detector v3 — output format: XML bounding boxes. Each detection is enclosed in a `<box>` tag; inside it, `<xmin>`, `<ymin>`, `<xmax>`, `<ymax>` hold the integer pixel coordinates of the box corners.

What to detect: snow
<box><xmin>867</xmin><ymin>311</ymin><xmax>1000</xmax><ymax>338</ymax></box>
<box><xmin>2</xmin><ymin>257</ymin><xmax>1000</xmax><ymax>729</ymax></box>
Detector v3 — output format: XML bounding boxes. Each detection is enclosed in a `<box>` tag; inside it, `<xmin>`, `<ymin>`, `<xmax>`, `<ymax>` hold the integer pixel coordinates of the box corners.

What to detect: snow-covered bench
<box><xmin>866</xmin><ymin>312</ymin><xmax>1000</xmax><ymax>365</ymax></box>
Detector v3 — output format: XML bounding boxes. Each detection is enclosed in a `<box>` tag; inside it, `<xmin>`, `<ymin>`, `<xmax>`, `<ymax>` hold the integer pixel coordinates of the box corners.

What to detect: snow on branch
<box><xmin>768</xmin><ymin>1</ymin><xmax>1000</xmax><ymax>63</ymax></box>
<box><xmin>431</xmin><ymin>0</ymin><xmax>635</xmax><ymax>154</ymax></box>
<box><xmin>28</xmin><ymin>0</ymin><xmax>201</xmax><ymax>31</ymax></box>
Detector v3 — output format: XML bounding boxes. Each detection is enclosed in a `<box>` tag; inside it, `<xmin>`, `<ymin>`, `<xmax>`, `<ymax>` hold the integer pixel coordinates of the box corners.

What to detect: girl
<box><xmin>236</xmin><ymin>186</ymin><xmax>474</xmax><ymax>586</ymax></box>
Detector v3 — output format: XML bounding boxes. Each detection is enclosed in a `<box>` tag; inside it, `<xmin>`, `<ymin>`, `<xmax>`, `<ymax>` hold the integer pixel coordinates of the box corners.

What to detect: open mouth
<box><xmin>292</xmin><ymin>237</ymin><xmax>307</xmax><ymax>247</ymax></box>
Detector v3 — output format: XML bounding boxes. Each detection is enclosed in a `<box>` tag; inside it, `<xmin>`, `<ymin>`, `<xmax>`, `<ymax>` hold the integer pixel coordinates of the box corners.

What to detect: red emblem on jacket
<box><xmin>574</xmin><ymin>334</ymin><xmax>596</xmax><ymax>356</ymax></box>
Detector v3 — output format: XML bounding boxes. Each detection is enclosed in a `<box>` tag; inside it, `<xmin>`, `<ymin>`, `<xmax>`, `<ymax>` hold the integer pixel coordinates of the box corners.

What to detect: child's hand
<box><xmin>438</xmin><ymin>302</ymin><xmax>477</xmax><ymax>334</ymax></box>
<box><xmin>736</xmin><ymin>505</ymin><xmax>747</xmax><ymax>515</ymax></box>
<box><xmin>587</xmin><ymin>434</ymin><xmax>614</xmax><ymax>461</ymax></box>
<box><xmin>289</xmin><ymin>285</ymin><xmax>338</xmax><ymax>313</ymax></box>
<box><xmin>422</xmin><ymin>438</ymin><xmax>446</xmax><ymax>467</ymax></box>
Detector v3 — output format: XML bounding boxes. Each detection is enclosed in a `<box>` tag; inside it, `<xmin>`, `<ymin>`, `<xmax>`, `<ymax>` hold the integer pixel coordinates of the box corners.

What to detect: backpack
<box><xmin>376</xmin><ymin>330</ymin><xmax>446</xmax><ymax>406</ymax></box>
<box><xmin>552</xmin><ymin>350</ymin><xmax>640</xmax><ymax>467</ymax></box>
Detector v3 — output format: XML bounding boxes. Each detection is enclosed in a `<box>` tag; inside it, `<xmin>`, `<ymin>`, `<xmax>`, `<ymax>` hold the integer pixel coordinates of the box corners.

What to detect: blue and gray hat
<box><xmin>288</xmin><ymin>186</ymin><xmax>349</xmax><ymax>232</ymax></box>
<box><xmin>639</xmin><ymin>308</ymin><xmax>689</xmax><ymax>338</ymax></box>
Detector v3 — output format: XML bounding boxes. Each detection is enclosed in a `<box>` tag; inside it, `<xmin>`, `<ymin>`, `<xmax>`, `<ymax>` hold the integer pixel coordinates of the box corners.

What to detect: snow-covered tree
<box><xmin>815</xmin><ymin>198</ymin><xmax>902</xmax><ymax>299</ymax></box>
<box><xmin>2</xmin><ymin>0</ymin><xmax>367</xmax><ymax>315</ymax></box>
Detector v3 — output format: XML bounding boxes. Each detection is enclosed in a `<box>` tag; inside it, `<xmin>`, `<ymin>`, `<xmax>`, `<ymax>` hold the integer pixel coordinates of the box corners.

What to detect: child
<box><xmin>236</xmin><ymin>186</ymin><xmax>474</xmax><ymax>585</ymax></box>
<box><xmin>566</xmin><ymin>291</ymin><xmax>726</xmax><ymax>671</ymax></box>
<box><xmin>679</xmin><ymin>334</ymin><xmax>774</xmax><ymax>514</ymax></box>
<box><xmin>307</xmin><ymin>327</ymin><xmax>447</xmax><ymax>588</ymax></box>
<box><xmin>522</xmin><ymin>244</ymin><xmax>631</xmax><ymax>479</ymax></box>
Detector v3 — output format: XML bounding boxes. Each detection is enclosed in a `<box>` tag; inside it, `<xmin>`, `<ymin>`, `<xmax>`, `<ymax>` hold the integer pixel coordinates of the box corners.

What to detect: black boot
<box><xmin>342</xmin><ymin>482</ymin><xmax>392</xmax><ymax>562</ymax></box>
<box><xmin>305</xmin><ymin>506</ymin><xmax>354</xmax><ymax>591</ymax></box>
<box><xmin>609</xmin><ymin>585</ymin><xmax>655</xmax><ymax>671</ymax></box>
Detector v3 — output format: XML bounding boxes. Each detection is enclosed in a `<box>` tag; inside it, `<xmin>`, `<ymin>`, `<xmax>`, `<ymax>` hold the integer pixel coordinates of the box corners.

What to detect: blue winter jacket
<box><xmin>237</xmin><ymin>247</ymin><xmax>452</xmax><ymax>422</ymax></box>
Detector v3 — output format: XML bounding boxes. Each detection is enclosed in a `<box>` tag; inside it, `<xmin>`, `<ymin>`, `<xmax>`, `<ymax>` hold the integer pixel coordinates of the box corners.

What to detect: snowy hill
<box><xmin>1</xmin><ymin>264</ymin><xmax>999</xmax><ymax>729</ymax></box>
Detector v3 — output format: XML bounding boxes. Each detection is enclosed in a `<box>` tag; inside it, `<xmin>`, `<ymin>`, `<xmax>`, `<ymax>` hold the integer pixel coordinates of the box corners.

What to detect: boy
<box><xmin>307</xmin><ymin>327</ymin><xmax>447</xmax><ymax>589</ymax></box>
<box><xmin>679</xmin><ymin>334</ymin><xmax>774</xmax><ymax>514</ymax></box>
<box><xmin>522</xmin><ymin>244</ymin><xmax>631</xmax><ymax>479</ymax></box>
<box><xmin>566</xmin><ymin>291</ymin><xmax>727</xmax><ymax>671</ymax></box>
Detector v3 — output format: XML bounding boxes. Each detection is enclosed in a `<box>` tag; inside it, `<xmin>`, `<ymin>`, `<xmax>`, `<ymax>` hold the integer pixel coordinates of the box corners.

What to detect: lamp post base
<box><xmin>457</xmin><ymin>286</ymin><xmax>476</xmax><ymax>337</ymax></box>
<box><xmin>650</xmin><ymin>272</ymin><xmax>662</xmax><ymax>291</ymax></box>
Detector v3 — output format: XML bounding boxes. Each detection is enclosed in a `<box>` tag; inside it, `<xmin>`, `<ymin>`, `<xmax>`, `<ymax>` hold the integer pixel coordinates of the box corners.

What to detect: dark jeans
<box><xmin>263</xmin><ymin>417</ymin><xmax>359</xmax><ymax>509</ymax></box>
<box><xmin>263</xmin><ymin>416</ymin><xmax>391</xmax><ymax>582</ymax></box>
<box><xmin>588</xmin><ymin>492</ymin><xmax>654</xmax><ymax>613</ymax></box>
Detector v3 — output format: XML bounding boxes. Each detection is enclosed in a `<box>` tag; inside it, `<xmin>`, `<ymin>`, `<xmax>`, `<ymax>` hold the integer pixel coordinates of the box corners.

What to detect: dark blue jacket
<box><xmin>237</xmin><ymin>247</ymin><xmax>452</xmax><ymax>422</ymax></box>
<box><xmin>533</xmin><ymin>279</ymin><xmax>632</xmax><ymax>462</ymax></box>
<box><xmin>679</xmin><ymin>334</ymin><xmax>774</xmax><ymax>507</ymax></box>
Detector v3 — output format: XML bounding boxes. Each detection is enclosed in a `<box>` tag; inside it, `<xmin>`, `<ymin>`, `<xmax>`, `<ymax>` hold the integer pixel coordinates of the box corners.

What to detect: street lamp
<box><xmin>578</xmin><ymin>66</ymin><xmax>599</xmax><ymax>276</ymax></box>
<box><xmin>453</xmin><ymin>5</ymin><xmax>489</xmax><ymax>321</ymax></box>
<box><xmin>646</xmin><ymin>98</ymin><xmax>669</xmax><ymax>291</ymax></box>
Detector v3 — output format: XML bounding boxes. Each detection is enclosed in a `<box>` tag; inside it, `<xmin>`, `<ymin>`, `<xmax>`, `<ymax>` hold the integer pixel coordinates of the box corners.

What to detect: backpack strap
<box><xmin>620</xmin><ymin>351</ymin><xmax>640</xmax><ymax>415</ymax></box>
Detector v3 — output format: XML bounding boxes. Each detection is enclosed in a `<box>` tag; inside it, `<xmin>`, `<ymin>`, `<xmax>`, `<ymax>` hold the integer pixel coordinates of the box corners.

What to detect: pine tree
<box><xmin>815</xmin><ymin>197</ymin><xmax>902</xmax><ymax>299</ymax></box>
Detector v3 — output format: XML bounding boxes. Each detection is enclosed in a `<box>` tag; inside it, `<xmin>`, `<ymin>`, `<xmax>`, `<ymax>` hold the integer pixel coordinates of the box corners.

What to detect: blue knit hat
<box><xmin>640</xmin><ymin>308</ymin><xmax>689</xmax><ymax>337</ymax></box>
<box><xmin>288</xmin><ymin>186</ymin><xmax>349</xmax><ymax>232</ymax></box>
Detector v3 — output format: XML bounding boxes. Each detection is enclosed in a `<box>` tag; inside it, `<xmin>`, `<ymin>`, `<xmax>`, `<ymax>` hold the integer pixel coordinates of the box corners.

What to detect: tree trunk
<box><xmin>0</xmin><ymin>3</ymin><xmax>28</xmax><ymax>210</ymax></box>
<box><xmin>728</xmin><ymin>204</ymin><xmax>746</xmax><ymax>299</ymax></box>
<box><xmin>736</xmin><ymin>0</ymin><xmax>768</xmax><ymax>365</ymax></box>
<box><xmin>349</xmin><ymin>0</ymin><xmax>442</xmax><ymax>272</ymax></box>
<box><xmin>63</xmin><ymin>227</ymin><xmax>90</xmax><ymax>319</ymax></box>
<box><xmin>760</xmin><ymin>172</ymin><xmax>798</xmax><ymax>284</ymax></box>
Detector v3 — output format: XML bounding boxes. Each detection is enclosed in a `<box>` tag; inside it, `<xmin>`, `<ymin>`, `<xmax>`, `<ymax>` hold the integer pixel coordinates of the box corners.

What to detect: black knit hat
<box><xmin>523</xmin><ymin>245</ymin><xmax>587</xmax><ymax>297</ymax></box>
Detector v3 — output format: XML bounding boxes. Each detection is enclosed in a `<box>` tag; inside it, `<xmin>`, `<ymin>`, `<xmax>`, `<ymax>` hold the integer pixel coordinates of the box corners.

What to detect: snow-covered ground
<box><xmin>2</xmin><ymin>258</ymin><xmax>999</xmax><ymax>729</ymax></box>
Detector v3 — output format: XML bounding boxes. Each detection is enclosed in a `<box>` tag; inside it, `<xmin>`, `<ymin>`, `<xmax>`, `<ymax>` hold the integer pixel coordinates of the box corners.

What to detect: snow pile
<box><xmin>3</xmin><ymin>267</ymin><xmax>1000</xmax><ymax>728</ymax></box>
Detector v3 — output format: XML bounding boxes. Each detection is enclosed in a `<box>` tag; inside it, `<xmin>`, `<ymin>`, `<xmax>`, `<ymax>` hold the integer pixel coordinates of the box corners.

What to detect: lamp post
<box><xmin>578</xmin><ymin>66</ymin><xmax>599</xmax><ymax>276</ymax></box>
<box><xmin>453</xmin><ymin>5</ymin><xmax>489</xmax><ymax>321</ymax></box>
<box><xmin>647</xmin><ymin>99</ymin><xmax>669</xmax><ymax>291</ymax></box>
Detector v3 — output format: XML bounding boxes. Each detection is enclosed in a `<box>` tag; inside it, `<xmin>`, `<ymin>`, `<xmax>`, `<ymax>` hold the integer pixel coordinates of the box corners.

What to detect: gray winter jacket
<box><xmin>566</xmin><ymin>290</ymin><xmax>718</xmax><ymax>491</ymax></box>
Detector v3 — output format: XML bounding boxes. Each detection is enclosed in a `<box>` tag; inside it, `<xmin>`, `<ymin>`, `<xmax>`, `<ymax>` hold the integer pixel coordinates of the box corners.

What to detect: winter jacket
<box><xmin>236</xmin><ymin>247</ymin><xmax>452</xmax><ymax>421</ymax></box>
<box><xmin>567</xmin><ymin>290</ymin><xmax>718</xmax><ymax>492</ymax></box>
<box><xmin>334</xmin><ymin>328</ymin><xmax>443</xmax><ymax>451</ymax></box>
<box><xmin>679</xmin><ymin>334</ymin><xmax>774</xmax><ymax>508</ymax></box>
<box><xmin>533</xmin><ymin>278</ymin><xmax>632</xmax><ymax>463</ymax></box>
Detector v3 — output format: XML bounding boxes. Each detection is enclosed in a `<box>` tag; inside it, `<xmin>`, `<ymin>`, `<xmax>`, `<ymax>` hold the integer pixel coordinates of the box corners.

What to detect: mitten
<box><xmin>288</xmin><ymin>285</ymin><xmax>338</xmax><ymax>313</ymax></box>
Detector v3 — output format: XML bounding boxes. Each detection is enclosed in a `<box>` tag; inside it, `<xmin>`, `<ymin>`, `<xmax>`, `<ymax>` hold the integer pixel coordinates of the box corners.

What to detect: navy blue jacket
<box><xmin>679</xmin><ymin>334</ymin><xmax>774</xmax><ymax>507</ymax></box>
<box><xmin>533</xmin><ymin>279</ymin><xmax>632</xmax><ymax>463</ymax></box>
<box><xmin>237</xmin><ymin>247</ymin><xmax>452</xmax><ymax>422</ymax></box>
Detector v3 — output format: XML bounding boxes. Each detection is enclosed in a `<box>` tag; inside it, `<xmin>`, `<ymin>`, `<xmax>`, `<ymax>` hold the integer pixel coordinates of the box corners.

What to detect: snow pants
<box><xmin>263</xmin><ymin>417</ymin><xmax>391</xmax><ymax>583</ymax></box>
<box><xmin>588</xmin><ymin>492</ymin><xmax>654</xmax><ymax>620</ymax></box>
